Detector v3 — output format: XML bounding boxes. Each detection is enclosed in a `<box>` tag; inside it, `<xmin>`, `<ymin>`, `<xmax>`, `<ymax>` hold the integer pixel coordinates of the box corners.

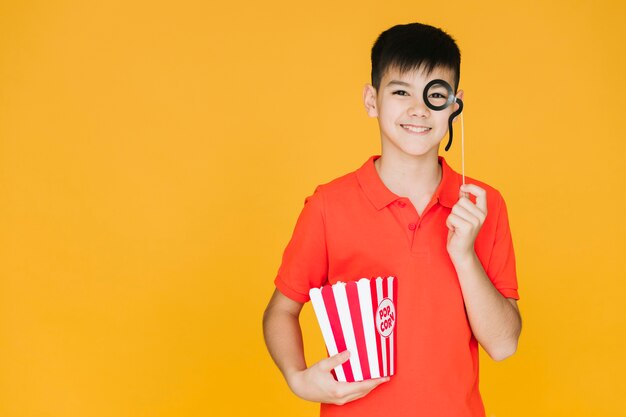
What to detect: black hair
<box><xmin>371</xmin><ymin>23</ymin><xmax>461</xmax><ymax>91</ymax></box>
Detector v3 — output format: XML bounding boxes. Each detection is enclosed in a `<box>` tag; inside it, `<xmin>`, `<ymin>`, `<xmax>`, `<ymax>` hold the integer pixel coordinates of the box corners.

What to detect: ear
<box><xmin>452</xmin><ymin>89</ymin><xmax>464</xmax><ymax>123</ymax></box>
<box><xmin>454</xmin><ymin>89</ymin><xmax>464</xmax><ymax>112</ymax></box>
<box><xmin>363</xmin><ymin>84</ymin><xmax>378</xmax><ymax>117</ymax></box>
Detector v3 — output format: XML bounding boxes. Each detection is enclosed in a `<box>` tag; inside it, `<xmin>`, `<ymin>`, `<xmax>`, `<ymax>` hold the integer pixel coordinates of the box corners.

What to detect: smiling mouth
<box><xmin>400</xmin><ymin>124</ymin><xmax>431</xmax><ymax>133</ymax></box>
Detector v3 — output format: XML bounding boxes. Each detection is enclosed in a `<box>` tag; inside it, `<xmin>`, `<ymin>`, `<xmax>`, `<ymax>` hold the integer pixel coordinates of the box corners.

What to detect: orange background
<box><xmin>1</xmin><ymin>1</ymin><xmax>625</xmax><ymax>416</ymax></box>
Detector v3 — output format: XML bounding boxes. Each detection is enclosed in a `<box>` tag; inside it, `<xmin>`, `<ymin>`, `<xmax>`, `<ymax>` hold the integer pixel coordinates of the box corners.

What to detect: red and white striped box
<box><xmin>309</xmin><ymin>276</ymin><xmax>397</xmax><ymax>382</ymax></box>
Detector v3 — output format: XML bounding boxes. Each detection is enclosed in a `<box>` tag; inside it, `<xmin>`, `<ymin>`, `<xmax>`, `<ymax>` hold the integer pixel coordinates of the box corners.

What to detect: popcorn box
<box><xmin>309</xmin><ymin>276</ymin><xmax>397</xmax><ymax>382</ymax></box>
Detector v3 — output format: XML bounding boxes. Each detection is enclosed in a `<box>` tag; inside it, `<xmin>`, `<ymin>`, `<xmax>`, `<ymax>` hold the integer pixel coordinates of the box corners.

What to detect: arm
<box><xmin>262</xmin><ymin>289</ymin><xmax>389</xmax><ymax>405</ymax></box>
<box><xmin>446</xmin><ymin>184</ymin><xmax>522</xmax><ymax>361</ymax></box>
<box><xmin>450</xmin><ymin>255</ymin><xmax>521</xmax><ymax>360</ymax></box>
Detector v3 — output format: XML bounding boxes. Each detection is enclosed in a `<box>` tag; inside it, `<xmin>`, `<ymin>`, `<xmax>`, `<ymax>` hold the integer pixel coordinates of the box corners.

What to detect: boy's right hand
<box><xmin>285</xmin><ymin>350</ymin><xmax>390</xmax><ymax>406</ymax></box>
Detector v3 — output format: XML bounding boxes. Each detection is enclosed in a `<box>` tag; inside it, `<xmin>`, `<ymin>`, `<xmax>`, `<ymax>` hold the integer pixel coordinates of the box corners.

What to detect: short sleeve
<box><xmin>486</xmin><ymin>193</ymin><xmax>520</xmax><ymax>300</ymax></box>
<box><xmin>274</xmin><ymin>188</ymin><xmax>329</xmax><ymax>303</ymax></box>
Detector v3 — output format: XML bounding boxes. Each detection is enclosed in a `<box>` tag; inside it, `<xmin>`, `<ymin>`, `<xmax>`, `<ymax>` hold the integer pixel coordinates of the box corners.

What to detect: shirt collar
<box><xmin>355</xmin><ymin>155</ymin><xmax>462</xmax><ymax>210</ymax></box>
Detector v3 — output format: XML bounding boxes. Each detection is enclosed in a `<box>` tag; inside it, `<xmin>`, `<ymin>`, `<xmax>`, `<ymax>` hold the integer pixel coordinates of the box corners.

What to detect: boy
<box><xmin>263</xmin><ymin>22</ymin><xmax>521</xmax><ymax>417</ymax></box>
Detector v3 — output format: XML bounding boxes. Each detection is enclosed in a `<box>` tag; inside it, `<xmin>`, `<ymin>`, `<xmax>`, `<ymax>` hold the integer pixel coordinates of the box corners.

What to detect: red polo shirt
<box><xmin>275</xmin><ymin>156</ymin><xmax>519</xmax><ymax>417</ymax></box>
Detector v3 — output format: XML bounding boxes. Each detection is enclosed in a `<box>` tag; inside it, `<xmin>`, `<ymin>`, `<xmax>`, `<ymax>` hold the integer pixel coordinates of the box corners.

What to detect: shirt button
<box><xmin>408</xmin><ymin>223</ymin><xmax>417</xmax><ymax>230</ymax></box>
<box><xmin>397</xmin><ymin>201</ymin><xmax>406</xmax><ymax>208</ymax></box>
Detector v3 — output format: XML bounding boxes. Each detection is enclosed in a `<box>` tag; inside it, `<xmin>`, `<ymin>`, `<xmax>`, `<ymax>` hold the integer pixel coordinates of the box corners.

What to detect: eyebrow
<box><xmin>385</xmin><ymin>80</ymin><xmax>411</xmax><ymax>88</ymax></box>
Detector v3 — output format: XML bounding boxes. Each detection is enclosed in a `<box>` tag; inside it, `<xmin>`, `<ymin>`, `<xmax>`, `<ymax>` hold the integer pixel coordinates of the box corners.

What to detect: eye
<box><xmin>428</xmin><ymin>92</ymin><xmax>447</xmax><ymax>99</ymax></box>
<box><xmin>392</xmin><ymin>90</ymin><xmax>409</xmax><ymax>96</ymax></box>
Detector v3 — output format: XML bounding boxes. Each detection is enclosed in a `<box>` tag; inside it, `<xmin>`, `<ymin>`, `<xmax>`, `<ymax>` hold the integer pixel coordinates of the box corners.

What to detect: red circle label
<box><xmin>375</xmin><ymin>298</ymin><xmax>396</xmax><ymax>338</ymax></box>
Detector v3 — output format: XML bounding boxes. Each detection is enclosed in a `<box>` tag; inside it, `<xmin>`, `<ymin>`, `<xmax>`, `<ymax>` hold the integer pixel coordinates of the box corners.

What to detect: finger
<box><xmin>336</xmin><ymin>377</ymin><xmax>389</xmax><ymax>398</ymax></box>
<box><xmin>352</xmin><ymin>376</ymin><xmax>389</xmax><ymax>392</ymax></box>
<box><xmin>348</xmin><ymin>378</ymin><xmax>390</xmax><ymax>402</ymax></box>
<box><xmin>451</xmin><ymin>204</ymin><xmax>479</xmax><ymax>228</ymax></box>
<box><xmin>460</xmin><ymin>184</ymin><xmax>487</xmax><ymax>213</ymax></box>
<box><xmin>456</xmin><ymin>198</ymin><xmax>486</xmax><ymax>223</ymax></box>
<box><xmin>446</xmin><ymin>213</ymin><xmax>471</xmax><ymax>231</ymax></box>
<box><xmin>319</xmin><ymin>350</ymin><xmax>350</xmax><ymax>372</ymax></box>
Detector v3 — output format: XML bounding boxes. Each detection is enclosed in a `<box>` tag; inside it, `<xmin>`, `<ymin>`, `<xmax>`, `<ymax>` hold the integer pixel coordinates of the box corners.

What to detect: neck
<box><xmin>374</xmin><ymin>152</ymin><xmax>442</xmax><ymax>200</ymax></box>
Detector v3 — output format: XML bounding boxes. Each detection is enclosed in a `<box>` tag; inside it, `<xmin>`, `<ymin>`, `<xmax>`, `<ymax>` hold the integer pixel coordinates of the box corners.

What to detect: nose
<box><xmin>408</xmin><ymin>98</ymin><xmax>430</xmax><ymax>117</ymax></box>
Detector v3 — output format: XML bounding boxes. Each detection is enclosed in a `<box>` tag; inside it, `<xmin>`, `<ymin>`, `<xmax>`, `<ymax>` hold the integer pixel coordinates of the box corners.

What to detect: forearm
<box><xmin>263</xmin><ymin>303</ymin><xmax>307</xmax><ymax>383</ymax></box>
<box><xmin>452</xmin><ymin>253</ymin><xmax>521</xmax><ymax>361</ymax></box>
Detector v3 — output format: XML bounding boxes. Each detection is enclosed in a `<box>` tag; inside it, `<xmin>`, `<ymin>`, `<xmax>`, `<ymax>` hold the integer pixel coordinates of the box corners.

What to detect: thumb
<box><xmin>320</xmin><ymin>350</ymin><xmax>350</xmax><ymax>372</ymax></box>
<box><xmin>446</xmin><ymin>215</ymin><xmax>455</xmax><ymax>232</ymax></box>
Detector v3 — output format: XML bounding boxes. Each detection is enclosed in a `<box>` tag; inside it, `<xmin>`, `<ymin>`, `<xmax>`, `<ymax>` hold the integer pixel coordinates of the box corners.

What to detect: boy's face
<box><xmin>363</xmin><ymin>65</ymin><xmax>463</xmax><ymax>160</ymax></box>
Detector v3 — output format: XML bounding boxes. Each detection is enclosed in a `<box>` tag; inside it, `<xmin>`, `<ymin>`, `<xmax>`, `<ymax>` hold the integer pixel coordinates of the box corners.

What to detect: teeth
<box><xmin>402</xmin><ymin>125</ymin><xmax>430</xmax><ymax>133</ymax></box>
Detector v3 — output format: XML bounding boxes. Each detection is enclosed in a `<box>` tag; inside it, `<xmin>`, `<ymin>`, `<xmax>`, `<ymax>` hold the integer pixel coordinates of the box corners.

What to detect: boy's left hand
<box><xmin>446</xmin><ymin>184</ymin><xmax>487</xmax><ymax>264</ymax></box>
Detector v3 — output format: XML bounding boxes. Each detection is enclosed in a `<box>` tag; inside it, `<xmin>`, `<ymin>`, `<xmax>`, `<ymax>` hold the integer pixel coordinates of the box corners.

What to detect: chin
<box><xmin>398</xmin><ymin>146</ymin><xmax>440</xmax><ymax>158</ymax></box>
